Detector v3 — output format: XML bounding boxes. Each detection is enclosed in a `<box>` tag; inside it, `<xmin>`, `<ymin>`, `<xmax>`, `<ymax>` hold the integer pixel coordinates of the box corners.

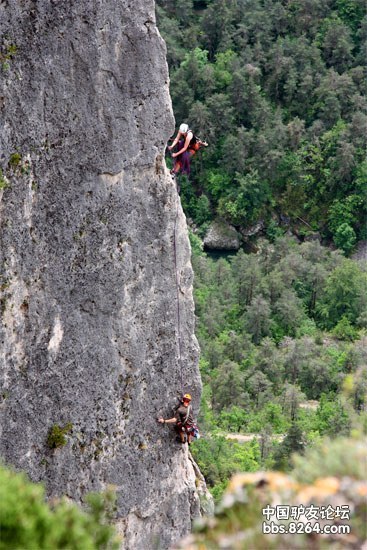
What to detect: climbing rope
<box><xmin>167</xmin><ymin>139</ymin><xmax>208</xmax><ymax>400</ymax></box>
<box><xmin>173</xmin><ymin>183</ymin><xmax>184</xmax><ymax>395</ymax></box>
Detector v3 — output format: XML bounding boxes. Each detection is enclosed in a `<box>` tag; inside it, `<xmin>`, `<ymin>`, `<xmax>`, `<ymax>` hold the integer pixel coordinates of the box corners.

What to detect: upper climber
<box><xmin>168</xmin><ymin>123</ymin><xmax>208</xmax><ymax>177</ymax></box>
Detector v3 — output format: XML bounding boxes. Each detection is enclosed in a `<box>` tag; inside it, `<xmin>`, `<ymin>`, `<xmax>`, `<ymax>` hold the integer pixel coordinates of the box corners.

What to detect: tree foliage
<box><xmin>158</xmin><ymin>0</ymin><xmax>366</xmax><ymax>502</ymax></box>
<box><xmin>190</xmin><ymin>236</ymin><xmax>366</xmax><ymax>492</ymax></box>
<box><xmin>0</xmin><ymin>465</ymin><xmax>119</xmax><ymax>550</ymax></box>
<box><xmin>157</xmin><ymin>0</ymin><xmax>366</xmax><ymax>249</ymax></box>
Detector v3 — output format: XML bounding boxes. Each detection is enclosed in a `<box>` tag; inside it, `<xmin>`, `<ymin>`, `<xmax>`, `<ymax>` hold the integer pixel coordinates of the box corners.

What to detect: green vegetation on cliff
<box><xmin>0</xmin><ymin>465</ymin><xmax>119</xmax><ymax>549</ymax></box>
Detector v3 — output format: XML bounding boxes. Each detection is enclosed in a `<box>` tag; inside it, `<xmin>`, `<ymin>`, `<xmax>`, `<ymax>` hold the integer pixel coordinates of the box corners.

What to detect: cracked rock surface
<box><xmin>0</xmin><ymin>1</ymin><xmax>205</xmax><ymax>548</ymax></box>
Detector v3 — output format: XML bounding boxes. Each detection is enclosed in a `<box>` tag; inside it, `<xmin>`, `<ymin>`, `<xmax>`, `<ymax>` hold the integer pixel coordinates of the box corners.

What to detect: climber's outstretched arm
<box><xmin>158</xmin><ymin>416</ymin><xmax>177</xmax><ymax>424</ymax></box>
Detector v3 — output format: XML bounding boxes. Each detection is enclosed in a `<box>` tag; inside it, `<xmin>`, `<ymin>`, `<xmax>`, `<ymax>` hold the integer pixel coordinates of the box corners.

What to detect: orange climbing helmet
<box><xmin>183</xmin><ymin>393</ymin><xmax>192</xmax><ymax>402</ymax></box>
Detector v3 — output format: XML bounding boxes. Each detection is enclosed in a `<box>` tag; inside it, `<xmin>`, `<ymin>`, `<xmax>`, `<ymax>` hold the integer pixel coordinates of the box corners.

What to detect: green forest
<box><xmin>156</xmin><ymin>0</ymin><xmax>367</xmax><ymax>504</ymax></box>
<box><xmin>157</xmin><ymin>0</ymin><xmax>366</xmax><ymax>252</ymax></box>
<box><xmin>190</xmin><ymin>235</ymin><xmax>366</xmax><ymax>500</ymax></box>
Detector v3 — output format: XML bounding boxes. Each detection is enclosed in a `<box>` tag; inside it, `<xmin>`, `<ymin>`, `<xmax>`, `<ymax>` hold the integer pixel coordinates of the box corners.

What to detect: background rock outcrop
<box><xmin>203</xmin><ymin>219</ymin><xmax>240</xmax><ymax>251</ymax></box>
<box><xmin>0</xmin><ymin>1</ymin><xmax>204</xmax><ymax>547</ymax></box>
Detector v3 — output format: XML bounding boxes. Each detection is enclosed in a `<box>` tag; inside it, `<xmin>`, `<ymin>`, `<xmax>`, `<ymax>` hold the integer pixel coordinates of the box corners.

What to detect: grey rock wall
<box><xmin>0</xmin><ymin>1</ymin><xmax>203</xmax><ymax>548</ymax></box>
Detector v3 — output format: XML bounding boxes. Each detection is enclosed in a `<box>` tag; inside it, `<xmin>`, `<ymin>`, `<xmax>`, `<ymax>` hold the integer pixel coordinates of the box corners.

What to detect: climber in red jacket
<box><xmin>168</xmin><ymin>123</ymin><xmax>208</xmax><ymax>177</ymax></box>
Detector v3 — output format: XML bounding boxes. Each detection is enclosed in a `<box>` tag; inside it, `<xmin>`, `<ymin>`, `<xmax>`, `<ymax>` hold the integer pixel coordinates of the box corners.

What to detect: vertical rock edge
<box><xmin>0</xmin><ymin>1</ymin><xmax>206</xmax><ymax>548</ymax></box>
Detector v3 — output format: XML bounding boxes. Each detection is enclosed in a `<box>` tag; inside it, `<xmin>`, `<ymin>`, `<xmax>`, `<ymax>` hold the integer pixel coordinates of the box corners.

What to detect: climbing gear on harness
<box><xmin>191</xmin><ymin>425</ymin><xmax>200</xmax><ymax>439</ymax></box>
<box><xmin>176</xmin><ymin>404</ymin><xmax>192</xmax><ymax>432</ymax></box>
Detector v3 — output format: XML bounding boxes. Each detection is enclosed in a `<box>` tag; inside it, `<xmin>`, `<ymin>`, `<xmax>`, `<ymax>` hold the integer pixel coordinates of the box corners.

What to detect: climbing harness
<box><xmin>178</xmin><ymin>404</ymin><xmax>200</xmax><ymax>440</ymax></box>
<box><xmin>177</xmin><ymin>404</ymin><xmax>191</xmax><ymax>431</ymax></box>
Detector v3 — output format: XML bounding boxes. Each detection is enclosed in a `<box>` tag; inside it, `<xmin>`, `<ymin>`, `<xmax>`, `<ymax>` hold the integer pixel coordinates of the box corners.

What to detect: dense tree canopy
<box><xmin>157</xmin><ymin>0</ymin><xmax>366</xmax><ymax>250</ymax></box>
<box><xmin>157</xmin><ymin>0</ymin><xmax>366</xmax><ymax>502</ymax></box>
<box><xmin>190</xmin><ymin>235</ymin><xmax>366</xmax><ymax>497</ymax></box>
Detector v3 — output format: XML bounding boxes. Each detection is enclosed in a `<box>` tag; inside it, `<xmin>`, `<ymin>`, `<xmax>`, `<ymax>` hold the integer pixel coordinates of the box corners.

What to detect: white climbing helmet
<box><xmin>179</xmin><ymin>123</ymin><xmax>189</xmax><ymax>133</ymax></box>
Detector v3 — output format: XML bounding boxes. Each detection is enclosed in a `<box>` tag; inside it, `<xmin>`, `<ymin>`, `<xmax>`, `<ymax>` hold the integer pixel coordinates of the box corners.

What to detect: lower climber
<box><xmin>158</xmin><ymin>393</ymin><xmax>195</xmax><ymax>444</ymax></box>
<box><xmin>168</xmin><ymin>123</ymin><xmax>208</xmax><ymax>177</ymax></box>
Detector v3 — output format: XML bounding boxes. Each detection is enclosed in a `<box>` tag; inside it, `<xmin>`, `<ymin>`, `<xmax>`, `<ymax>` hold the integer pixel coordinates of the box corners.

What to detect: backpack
<box><xmin>189</xmin><ymin>132</ymin><xmax>207</xmax><ymax>152</ymax></box>
<box><xmin>191</xmin><ymin>424</ymin><xmax>200</xmax><ymax>439</ymax></box>
<box><xmin>188</xmin><ymin>132</ymin><xmax>198</xmax><ymax>147</ymax></box>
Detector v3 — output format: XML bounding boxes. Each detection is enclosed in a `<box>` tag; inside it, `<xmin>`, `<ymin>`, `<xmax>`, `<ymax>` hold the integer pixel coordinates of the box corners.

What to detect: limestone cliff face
<box><xmin>0</xmin><ymin>1</ymin><xmax>204</xmax><ymax>547</ymax></box>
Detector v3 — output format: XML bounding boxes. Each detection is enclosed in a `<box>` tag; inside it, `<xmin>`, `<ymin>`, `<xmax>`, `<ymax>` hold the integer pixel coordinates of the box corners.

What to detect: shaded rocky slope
<box><xmin>0</xmin><ymin>1</ymin><xmax>205</xmax><ymax>547</ymax></box>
